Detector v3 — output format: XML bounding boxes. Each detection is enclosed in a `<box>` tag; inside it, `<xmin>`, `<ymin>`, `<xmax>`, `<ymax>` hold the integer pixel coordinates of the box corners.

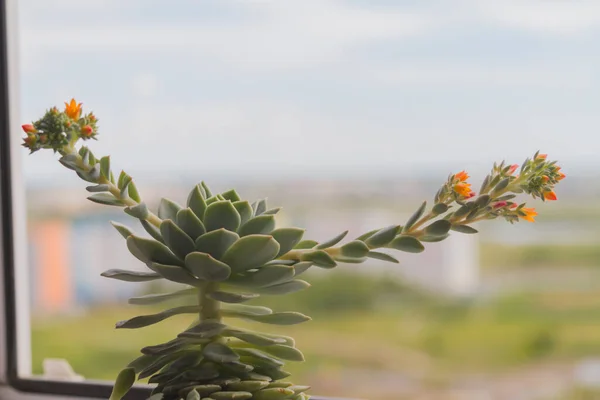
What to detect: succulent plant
<box><xmin>22</xmin><ymin>100</ymin><xmax>565</xmax><ymax>400</ymax></box>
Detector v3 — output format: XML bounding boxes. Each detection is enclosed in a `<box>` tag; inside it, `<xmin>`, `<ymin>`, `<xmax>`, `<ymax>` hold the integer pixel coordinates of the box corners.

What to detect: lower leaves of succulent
<box><xmin>22</xmin><ymin>100</ymin><xmax>566</xmax><ymax>400</ymax></box>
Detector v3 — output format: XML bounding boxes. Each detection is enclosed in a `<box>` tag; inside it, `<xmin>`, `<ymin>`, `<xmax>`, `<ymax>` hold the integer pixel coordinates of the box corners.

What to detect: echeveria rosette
<box><xmin>21</xmin><ymin>100</ymin><xmax>565</xmax><ymax>400</ymax></box>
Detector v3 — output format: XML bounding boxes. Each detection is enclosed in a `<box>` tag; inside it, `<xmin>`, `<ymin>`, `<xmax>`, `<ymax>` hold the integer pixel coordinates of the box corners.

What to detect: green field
<box><xmin>30</xmin><ymin>272</ymin><xmax>600</xmax><ymax>400</ymax></box>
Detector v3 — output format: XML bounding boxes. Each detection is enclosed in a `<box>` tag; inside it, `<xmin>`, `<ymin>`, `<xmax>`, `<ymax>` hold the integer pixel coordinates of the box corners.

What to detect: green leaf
<box><xmin>255</xmin><ymin>199</ymin><xmax>268</xmax><ymax>215</ymax></box>
<box><xmin>110</xmin><ymin>221</ymin><xmax>134</xmax><ymax>239</ymax></box>
<box><xmin>226</xmin><ymin>381</ymin><xmax>270</xmax><ymax>392</ymax></box>
<box><xmin>293</xmin><ymin>262</ymin><xmax>312</xmax><ymax>276</ymax></box>
<box><xmin>210</xmin><ymin>392</ymin><xmax>252</xmax><ymax>400</ymax></box>
<box><xmin>119</xmin><ymin>174</ymin><xmax>132</xmax><ymax>199</ymax></box>
<box><xmin>270</xmin><ymin>228</ymin><xmax>305</xmax><ymax>257</ymax></box>
<box><xmin>223</xmin><ymin>311</ymin><xmax>311</xmax><ymax>325</ymax></box>
<box><xmin>255</xmin><ymin>280</ymin><xmax>310</xmax><ymax>295</ymax></box>
<box><xmin>87</xmin><ymin>193</ymin><xmax>124</xmax><ymax>207</ymax></box>
<box><xmin>128</xmin><ymin>288</ymin><xmax>196</xmax><ymax>305</ymax></box>
<box><xmin>294</xmin><ymin>240</ymin><xmax>318</xmax><ymax>249</ymax></box>
<box><xmin>424</xmin><ymin>220</ymin><xmax>452</xmax><ymax>236</ymax></box>
<box><xmin>176</xmin><ymin>208</ymin><xmax>207</xmax><ymax>240</ymax></box>
<box><xmin>186</xmin><ymin>389</ymin><xmax>200</xmax><ymax>400</ymax></box>
<box><xmin>235</xmin><ymin>348</ymin><xmax>285</xmax><ymax>366</ymax></box>
<box><xmin>85</xmin><ymin>184</ymin><xmax>109</xmax><ymax>193</ymax></box>
<box><xmin>224</xmin><ymin>329</ymin><xmax>285</xmax><ymax>346</ymax></box>
<box><xmin>221</xmin><ymin>235</ymin><xmax>280</xmax><ymax>273</ymax></box>
<box><xmin>223</xmin><ymin>303</ymin><xmax>272</xmax><ymax>316</ymax></box>
<box><xmin>365</xmin><ymin>225</ymin><xmax>400</xmax><ymax>248</ymax></box>
<box><xmin>263</xmin><ymin>208</ymin><xmax>281</xmax><ymax>215</ymax></box>
<box><xmin>356</xmin><ymin>228</ymin><xmax>379</xmax><ymax>241</ymax></box>
<box><xmin>233</xmin><ymin>201</ymin><xmax>253</xmax><ymax>225</ymax></box>
<box><xmin>158</xmin><ymin>198</ymin><xmax>183</xmax><ymax>221</ymax></box>
<box><xmin>367</xmin><ymin>251</ymin><xmax>399</xmax><ymax>263</ymax></box>
<box><xmin>299</xmin><ymin>250</ymin><xmax>337</xmax><ymax>268</ymax></box>
<box><xmin>187</xmin><ymin>185</ymin><xmax>208</xmax><ymax>220</ymax></box>
<box><xmin>126</xmin><ymin>353</ymin><xmax>156</xmax><ymax>373</ymax></box>
<box><xmin>115</xmin><ymin>306</ymin><xmax>199</xmax><ymax>329</ymax></box>
<box><xmin>160</xmin><ymin>220</ymin><xmax>196</xmax><ymax>259</ymax></box>
<box><xmin>432</xmin><ymin>203</ymin><xmax>449</xmax><ymax>215</ymax></box>
<box><xmin>140</xmin><ymin>220</ymin><xmax>165</xmax><ymax>244</ymax></box>
<box><xmin>128</xmin><ymin>181</ymin><xmax>141</xmax><ymax>202</ymax></box>
<box><xmin>403</xmin><ymin>201</ymin><xmax>427</xmax><ymax>231</ymax></box>
<box><xmin>150</xmin><ymin>262</ymin><xmax>200</xmax><ymax>285</ymax></box>
<box><xmin>253</xmin><ymin>388</ymin><xmax>295</xmax><ymax>400</ymax></box>
<box><xmin>221</xmin><ymin>189</ymin><xmax>241</xmax><ymax>202</ymax></box>
<box><xmin>109</xmin><ymin>367</ymin><xmax>135</xmax><ymax>400</ymax></box>
<box><xmin>101</xmin><ymin>269</ymin><xmax>161</xmax><ymax>282</ymax></box>
<box><xmin>117</xmin><ymin>170</ymin><xmax>127</xmax><ymax>188</ymax></box>
<box><xmin>58</xmin><ymin>154</ymin><xmax>78</xmax><ymax>170</ymax></box>
<box><xmin>185</xmin><ymin>252</ymin><xmax>232</xmax><ymax>281</ymax></box>
<box><xmin>127</xmin><ymin>235</ymin><xmax>183</xmax><ymax>265</ymax></box>
<box><xmin>420</xmin><ymin>234</ymin><xmax>450</xmax><ymax>242</ymax></box>
<box><xmin>195</xmin><ymin>229</ymin><xmax>240</xmax><ymax>260</ymax></box>
<box><xmin>315</xmin><ymin>230</ymin><xmax>348</xmax><ymax>249</ymax></box>
<box><xmin>201</xmin><ymin>181</ymin><xmax>213</xmax><ymax>198</ymax></box>
<box><xmin>238</xmin><ymin>215</ymin><xmax>276</xmax><ymax>236</ymax></box>
<box><xmin>492</xmin><ymin>177</ymin><xmax>510</xmax><ymax>193</ymax></box>
<box><xmin>475</xmin><ymin>194</ymin><xmax>491</xmax><ymax>207</ymax></box>
<box><xmin>208</xmin><ymin>291</ymin><xmax>259</xmax><ymax>304</ymax></box>
<box><xmin>124</xmin><ymin>202</ymin><xmax>149</xmax><ymax>219</ymax></box>
<box><xmin>202</xmin><ymin>342</ymin><xmax>239</xmax><ymax>363</ymax></box>
<box><xmin>204</xmin><ymin>201</ymin><xmax>241</xmax><ymax>232</ymax></box>
<box><xmin>340</xmin><ymin>240</ymin><xmax>369</xmax><ymax>258</ymax></box>
<box><xmin>229</xmin><ymin>265</ymin><xmax>294</xmax><ymax>287</ymax></box>
<box><xmin>451</xmin><ymin>224</ymin><xmax>479</xmax><ymax>234</ymax></box>
<box><xmin>389</xmin><ymin>235</ymin><xmax>425</xmax><ymax>253</ymax></box>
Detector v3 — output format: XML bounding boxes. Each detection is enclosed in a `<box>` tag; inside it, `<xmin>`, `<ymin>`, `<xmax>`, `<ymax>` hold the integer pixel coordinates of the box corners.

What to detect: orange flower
<box><xmin>520</xmin><ymin>207</ymin><xmax>537</xmax><ymax>222</ymax></box>
<box><xmin>543</xmin><ymin>191</ymin><xmax>557</xmax><ymax>201</ymax></box>
<box><xmin>557</xmin><ymin>172</ymin><xmax>566</xmax><ymax>181</ymax></box>
<box><xmin>81</xmin><ymin>125</ymin><xmax>93</xmax><ymax>137</ymax></box>
<box><xmin>64</xmin><ymin>98</ymin><xmax>82</xmax><ymax>120</ymax></box>
<box><xmin>21</xmin><ymin>123</ymin><xmax>36</xmax><ymax>133</ymax></box>
<box><xmin>536</xmin><ymin>153</ymin><xmax>547</xmax><ymax>160</ymax></box>
<box><xmin>454</xmin><ymin>182</ymin><xmax>472</xmax><ymax>197</ymax></box>
<box><xmin>455</xmin><ymin>171</ymin><xmax>469</xmax><ymax>181</ymax></box>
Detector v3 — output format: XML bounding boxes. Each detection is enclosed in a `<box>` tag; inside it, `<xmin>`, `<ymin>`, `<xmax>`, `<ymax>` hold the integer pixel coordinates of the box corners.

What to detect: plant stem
<box><xmin>198</xmin><ymin>282</ymin><xmax>221</xmax><ymax>322</ymax></box>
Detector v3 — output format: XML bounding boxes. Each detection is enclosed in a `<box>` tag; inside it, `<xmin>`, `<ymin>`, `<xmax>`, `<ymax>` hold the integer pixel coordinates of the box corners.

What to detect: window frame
<box><xmin>0</xmin><ymin>1</ymin><xmax>336</xmax><ymax>399</ymax></box>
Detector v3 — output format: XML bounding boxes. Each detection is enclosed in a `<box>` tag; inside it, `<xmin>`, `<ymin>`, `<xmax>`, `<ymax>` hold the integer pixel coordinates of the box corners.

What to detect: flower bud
<box><xmin>543</xmin><ymin>191</ymin><xmax>557</xmax><ymax>201</ymax></box>
<box><xmin>81</xmin><ymin>125</ymin><xmax>93</xmax><ymax>137</ymax></box>
<box><xmin>493</xmin><ymin>201</ymin><xmax>507</xmax><ymax>209</ymax></box>
<box><xmin>21</xmin><ymin>124</ymin><xmax>36</xmax><ymax>134</ymax></box>
<box><xmin>507</xmin><ymin>164</ymin><xmax>519</xmax><ymax>175</ymax></box>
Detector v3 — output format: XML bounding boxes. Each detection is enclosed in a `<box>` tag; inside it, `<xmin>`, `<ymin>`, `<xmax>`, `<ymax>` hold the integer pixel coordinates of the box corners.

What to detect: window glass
<box><xmin>17</xmin><ymin>1</ymin><xmax>600</xmax><ymax>399</ymax></box>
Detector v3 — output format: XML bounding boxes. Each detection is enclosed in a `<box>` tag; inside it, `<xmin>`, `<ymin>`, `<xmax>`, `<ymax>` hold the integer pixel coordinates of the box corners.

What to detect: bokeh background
<box><xmin>17</xmin><ymin>1</ymin><xmax>600</xmax><ymax>399</ymax></box>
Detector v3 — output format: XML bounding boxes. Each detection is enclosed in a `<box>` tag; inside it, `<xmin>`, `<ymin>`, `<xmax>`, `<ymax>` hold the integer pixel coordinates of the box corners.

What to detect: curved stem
<box><xmin>198</xmin><ymin>282</ymin><xmax>221</xmax><ymax>322</ymax></box>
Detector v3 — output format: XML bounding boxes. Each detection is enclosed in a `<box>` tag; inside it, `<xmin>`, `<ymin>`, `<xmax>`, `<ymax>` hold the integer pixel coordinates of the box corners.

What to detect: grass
<box><xmin>30</xmin><ymin>285</ymin><xmax>600</xmax><ymax>399</ymax></box>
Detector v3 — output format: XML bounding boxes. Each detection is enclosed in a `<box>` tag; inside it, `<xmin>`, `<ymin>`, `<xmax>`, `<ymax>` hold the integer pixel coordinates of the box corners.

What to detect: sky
<box><xmin>15</xmin><ymin>0</ymin><xmax>600</xmax><ymax>184</ymax></box>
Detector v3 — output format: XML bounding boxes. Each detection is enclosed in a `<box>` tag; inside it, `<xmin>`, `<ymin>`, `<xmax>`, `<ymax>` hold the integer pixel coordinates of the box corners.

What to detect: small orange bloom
<box><xmin>536</xmin><ymin>154</ymin><xmax>547</xmax><ymax>160</ymax></box>
<box><xmin>21</xmin><ymin>124</ymin><xmax>36</xmax><ymax>133</ymax></box>
<box><xmin>541</xmin><ymin>175</ymin><xmax>549</xmax><ymax>183</ymax></box>
<box><xmin>81</xmin><ymin>125</ymin><xmax>93</xmax><ymax>137</ymax></box>
<box><xmin>507</xmin><ymin>164</ymin><xmax>519</xmax><ymax>175</ymax></box>
<box><xmin>557</xmin><ymin>172</ymin><xmax>566</xmax><ymax>181</ymax></box>
<box><xmin>543</xmin><ymin>191</ymin><xmax>557</xmax><ymax>201</ymax></box>
<box><xmin>455</xmin><ymin>171</ymin><xmax>469</xmax><ymax>181</ymax></box>
<box><xmin>454</xmin><ymin>182</ymin><xmax>472</xmax><ymax>197</ymax></box>
<box><xmin>64</xmin><ymin>98</ymin><xmax>82</xmax><ymax>120</ymax></box>
<box><xmin>520</xmin><ymin>207</ymin><xmax>538</xmax><ymax>222</ymax></box>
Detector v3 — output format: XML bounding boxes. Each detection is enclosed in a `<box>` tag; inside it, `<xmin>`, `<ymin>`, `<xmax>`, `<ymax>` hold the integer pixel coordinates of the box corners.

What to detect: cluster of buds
<box><xmin>431</xmin><ymin>152</ymin><xmax>564</xmax><ymax>225</ymax></box>
<box><xmin>21</xmin><ymin>98</ymin><xmax>98</xmax><ymax>154</ymax></box>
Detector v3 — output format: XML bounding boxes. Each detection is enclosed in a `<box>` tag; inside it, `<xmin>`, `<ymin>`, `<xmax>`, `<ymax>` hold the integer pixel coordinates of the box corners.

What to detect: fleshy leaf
<box><xmin>222</xmin><ymin>311</ymin><xmax>311</xmax><ymax>325</ymax></box>
<box><xmin>109</xmin><ymin>367</ymin><xmax>135</xmax><ymax>400</ymax></box>
<box><xmin>101</xmin><ymin>269</ymin><xmax>161</xmax><ymax>282</ymax></box>
<box><xmin>126</xmin><ymin>235</ymin><xmax>183</xmax><ymax>266</ymax></box>
<box><xmin>224</xmin><ymin>329</ymin><xmax>286</xmax><ymax>346</ymax></box>
<box><xmin>293</xmin><ymin>262</ymin><xmax>312</xmax><ymax>276</ymax></box>
<box><xmin>185</xmin><ymin>252</ymin><xmax>232</xmax><ymax>281</ymax></box>
<box><xmin>367</xmin><ymin>251</ymin><xmax>399</xmax><ymax>263</ymax></box>
<box><xmin>424</xmin><ymin>220</ymin><xmax>452</xmax><ymax>236</ymax></box>
<box><xmin>128</xmin><ymin>288</ymin><xmax>196</xmax><ymax>305</ymax></box>
<box><xmin>315</xmin><ymin>230</ymin><xmax>348</xmax><ymax>249</ymax></box>
<box><xmin>87</xmin><ymin>193</ymin><xmax>124</xmax><ymax>207</ymax></box>
<box><xmin>187</xmin><ymin>185</ymin><xmax>208</xmax><ymax>220</ymax></box>
<box><xmin>403</xmin><ymin>201</ymin><xmax>427</xmax><ymax>231</ymax></box>
<box><xmin>238</xmin><ymin>215</ymin><xmax>276</xmax><ymax>237</ymax></box>
<box><xmin>229</xmin><ymin>265</ymin><xmax>294</xmax><ymax>287</ymax></box>
<box><xmin>208</xmin><ymin>291</ymin><xmax>259</xmax><ymax>303</ymax></box>
<box><xmin>233</xmin><ymin>201</ymin><xmax>253</xmax><ymax>225</ymax></box>
<box><xmin>221</xmin><ymin>235</ymin><xmax>280</xmax><ymax>273</ymax></box>
<box><xmin>115</xmin><ymin>306</ymin><xmax>200</xmax><ymax>329</ymax></box>
<box><xmin>149</xmin><ymin>262</ymin><xmax>200</xmax><ymax>285</ymax></box>
<box><xmin>389</xmin><ymin>235</ymin><xmax>425</xmax><ymax>253</ymax></box>
<box><xmin>299</xmin><ymin>250</ymin><xmax>337</xmax><ymax>268</ymax></box>
<box><xmin>158</xmin><ymin>198</ymin><xmax>183</xmax><ymax>221</ymax></box>
<box><xmin>110</xmin><ymin>221</ymin><xmax>134</xmax><ymax>239</ymax></box>
<box><xmin>255</xmin><ymin>280</ymin><xmax>310</xmax><ymax>295</ymax></box>
<box><xmin>160</xmin><ymin>220</ymin><xmax>196</xmax><ymax>259</ymax></box>
<box><xmin>270</xmin><ymin>228</ymin><xmax>304</xmax><ymax>257</ymax></box>
<box><xmin>204</xmin><ymin>200</ymin><xmax>242</xmax><ymax>232</ymax></box>
<box><xmin>255</xmin><ymin>199</ymin><xmax>268</xmax><ymax>216</ymax></box>
<box><xmin>124</xmin><ymin>203</ymin><xmax>149</xmax><ymax>219</ymax></box>
<box><xmin>202</xmin><ymin>342</ymin><xmax>240</xmax><ymax>363</ymax></box>
<box><xmin>340</xmin><ymin>240</ymin><xmax>369</xmax><ymax>258</ymax></box>
<box><xmin>176</xmin><ymin>208</ymin><xmax>207</xmax><ymax>240</ymax></box>
<box><xmin>221</xmin><ymin>189</ymin><xmax>241</xmax><ymax>202</ymax></box>
<box><xmin>364</xmin><ymin>225</ymin><xmax>400</xmax><ymax>248</ymax></box>
<box><xmin>140</xmin><ymin>220</ymin><xmax>165</xmax><ymax>244</ymax></box>
<box><xmin>451</xmin><ymin>224</ymin><xmax>479</xmax><ymax>234</ymax></box>
<box><xmin>294</xmin><ymin>240</ymin><xmax>317</xmax><ymax>249</ymax></box>
<box><xmin>85</xmin><ymin>184</ymin><xmax>109</xmax><ymax>193</ymax></box>
<box><xmin>195</xmin><ymin>229</ymin><xmax>240</xmax><ymax>260</ymax></box>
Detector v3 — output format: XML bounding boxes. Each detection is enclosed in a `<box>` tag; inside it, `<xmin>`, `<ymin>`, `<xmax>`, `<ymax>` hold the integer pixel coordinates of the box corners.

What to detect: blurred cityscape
<box><xmin>26</xmin><ymin>172</ymin><xmax>600</xmax><ymax>400</ymax></box>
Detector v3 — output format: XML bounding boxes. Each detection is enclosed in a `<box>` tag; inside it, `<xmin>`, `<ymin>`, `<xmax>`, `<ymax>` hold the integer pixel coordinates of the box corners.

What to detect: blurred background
<box><xmin>16</xmin><ymin>1</ymin><xmax>600</xmax><ymax>399</ymax></box>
